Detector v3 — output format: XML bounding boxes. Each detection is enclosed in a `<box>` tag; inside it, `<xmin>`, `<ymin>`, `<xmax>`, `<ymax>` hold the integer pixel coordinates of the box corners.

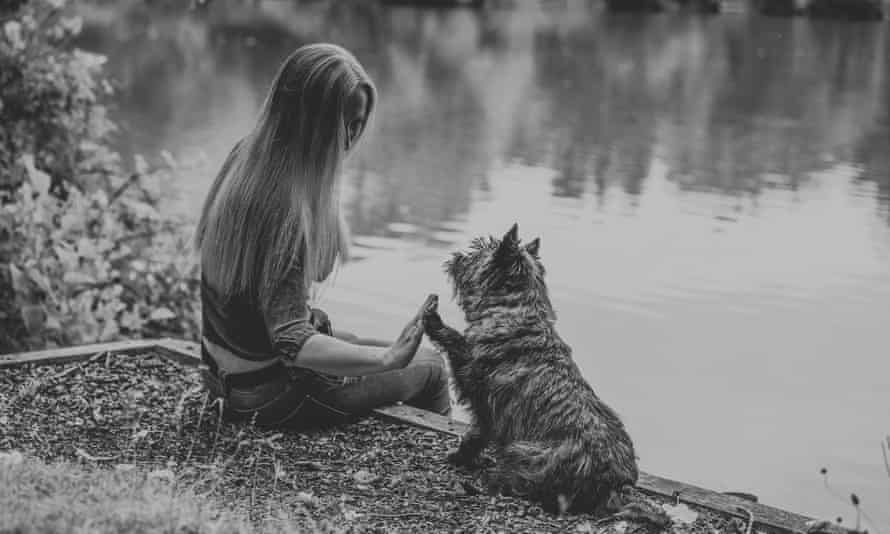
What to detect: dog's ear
<box><xmin>504</xmin><ymin>223</ymin><xmax>519</xmax><ymax>243</ymax></box>
<box><xmin>524</xmin><ymin>237</ymin><xmax>540</xmax><ymax>257</ymax></box>
<box><xmin>495</xmin><ymin>223</ymin><xmax>520</xmax><ymax>262</ymax></box>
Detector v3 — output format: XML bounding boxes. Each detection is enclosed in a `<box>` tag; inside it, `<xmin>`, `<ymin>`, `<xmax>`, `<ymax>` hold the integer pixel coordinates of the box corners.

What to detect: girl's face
<box><xmin>344</xmin><ymin>87</ymin><xmax>370</xmax><ymax>152</ymax></box>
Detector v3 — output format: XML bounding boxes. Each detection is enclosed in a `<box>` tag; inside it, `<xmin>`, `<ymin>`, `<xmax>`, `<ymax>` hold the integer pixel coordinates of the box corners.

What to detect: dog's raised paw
<box><xmin>422</xmin><ymin>304</ymin><xmax>443</xmax><ymax>331</ymax></box>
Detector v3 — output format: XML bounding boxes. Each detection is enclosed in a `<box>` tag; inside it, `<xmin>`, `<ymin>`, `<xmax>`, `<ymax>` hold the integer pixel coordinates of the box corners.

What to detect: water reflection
<box><xmin>75</xmin><ymin>0</ymin><xmax>890</xmax><ymax>529</ymax></box>
<box><xmin>77</xmin><ymin>1</ymin><xmax>889</xmax><ymax>232</ymax></box>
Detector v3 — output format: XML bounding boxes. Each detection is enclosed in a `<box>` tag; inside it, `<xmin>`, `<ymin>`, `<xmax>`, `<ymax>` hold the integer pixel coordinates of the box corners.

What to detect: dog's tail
<box><xmin>497</xmin><ymin>437</ymin><xmax>638</xmax><ymax>513</ymax></box>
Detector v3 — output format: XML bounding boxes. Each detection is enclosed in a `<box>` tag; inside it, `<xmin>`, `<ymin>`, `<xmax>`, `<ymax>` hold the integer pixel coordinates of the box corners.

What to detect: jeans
<box><xmin>210</xmin><ymin>346</ymin><xmax>452</xmax><ymax>429</ymax></box>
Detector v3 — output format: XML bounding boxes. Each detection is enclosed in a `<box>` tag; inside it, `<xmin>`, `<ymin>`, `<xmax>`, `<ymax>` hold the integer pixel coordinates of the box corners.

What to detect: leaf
<box><xmin>20</xmin><ymin>154</ymin><xmax>51</xmax><ymax>195</ymax></box>
<box><xmin>20</xmin><ymin>305</ymin><xmax>46</xmax><ymax>334</ymax></box>
<box><xmin>160</xmin><ymin>150</ymin><xmax>177</xmax><ymax>169</ymax></box>
<box><xmin>54</xmin><ymin>244</ymin><xmax>80</xmax><ymax>270</ymax></box>
<box><xmin>7</xmin><ymin>264</ymin><xmax>26</xmax><ymax>295</ymax></box>
<box><xmin>72</xmin><ymin>49</ymin><xmax>107</xmax><ymax>70</ymax></box>
<box><xmin>3</xmin><ymin>21</ymin><xmax>25</xmax><ymax>52</ymax></box>
<box><xmin>98</xmin><ymin>317</ymin><xmax>118</xmax><ymax>342</ymax></box>
<box><xmin>134</xmin><ymin>154</ymin><xmax>149</xmax><ymax>175</ymax></box>
<box><xmin>76</xmin><ymin>237</ymin><xmax>97</xmax><ymax>259</ymax></box>
<box><xmin>661</xmin><ymin>502</ymin><xmax>699</xmax><ymax>525</ymax></box>
<box><xmin>44</xmin><ymin>313</ymin><xmax>62</xmax><ymax>331</ymax></box>
<box><xmin>25</xmin><ymin>267</ymin><xmax>53</xmax><ymax>296</ymax></box>
<box><xmin>62</xmin><ymin>272</ymin><xmax>97</xmax><ymax>285</ymax></box>
<box><xmin>149</xmin><ymin>307</ymin><xmax>176</xmax><ymax>321</ymax></box>
<box><xmin>60</xmin><ymin>16</ymin><xmax>82</xmax><ymax>36</ymax></box>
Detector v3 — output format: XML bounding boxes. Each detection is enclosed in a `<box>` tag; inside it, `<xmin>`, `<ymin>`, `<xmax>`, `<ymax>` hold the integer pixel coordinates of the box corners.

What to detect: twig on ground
<box><xmin>365</xmin><ymin>512</ymin><xmax>429</xmax><ymax>519</ymax></box>
<box><xmin>74</xmin><ymin>447</ymin><xmax>118</xmax><ymax>463</ymax></box>
<box><xmin>185</xmin><ymin>391</ymin><xmax>209</xmax><ymax>465</ymax></box>
<box><xmin>174</xmin><ymin>385</ymin><xmax>202</xmax><ymax>437</ymax></box>
<box><xmin>250</xmin><ymin>448</ymin><xmax>260</xmax><ymax>523</ymax></box>
<box><xmin>209</xmin><ymin>396</ymin><xmax>225</xmax><ymax>462</ymax></box>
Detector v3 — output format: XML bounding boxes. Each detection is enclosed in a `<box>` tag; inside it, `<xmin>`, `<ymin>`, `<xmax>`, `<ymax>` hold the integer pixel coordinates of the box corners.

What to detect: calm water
<box><xmin>76</xmin><ymin>0</ymin><xmax>890</xmax><ymax>527</ymax></box>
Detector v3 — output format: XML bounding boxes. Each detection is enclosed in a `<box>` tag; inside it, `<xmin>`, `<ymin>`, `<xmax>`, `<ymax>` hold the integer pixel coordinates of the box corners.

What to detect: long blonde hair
<box><xmin>195</xmin><ymin>43</ymin><xmax>376</xmax><ymax>307</ymax></box>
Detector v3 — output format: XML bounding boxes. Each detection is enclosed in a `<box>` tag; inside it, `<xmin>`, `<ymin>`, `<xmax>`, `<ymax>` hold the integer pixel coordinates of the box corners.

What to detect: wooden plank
<box><xmin>373</xmin><ymin>403</ymin><xmax>469</xmax><ymax>437</ymax></box>
<box><xmin>0</xmin><ymin>339</ymin><xmax>162</xmax><ymax>369</ymax></box>
<box><xmin>154</xmin><ymin>338</ymin><xmax>202</xmax><ymax>366</ymax></box>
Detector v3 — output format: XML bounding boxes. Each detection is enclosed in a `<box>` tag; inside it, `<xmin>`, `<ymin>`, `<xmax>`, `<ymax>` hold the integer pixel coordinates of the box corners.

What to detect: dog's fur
<box><xmin>423</xmin><ymin>223</ymin><xmax>638</xmax><ymax>514</ymax></box>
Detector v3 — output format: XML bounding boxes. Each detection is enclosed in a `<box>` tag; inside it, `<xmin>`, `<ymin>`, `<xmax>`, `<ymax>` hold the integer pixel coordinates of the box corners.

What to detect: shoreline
<box><xmin>0</xmin><ymin>339</ymin><xmax>848</xmax><ymax>534</ymax></box>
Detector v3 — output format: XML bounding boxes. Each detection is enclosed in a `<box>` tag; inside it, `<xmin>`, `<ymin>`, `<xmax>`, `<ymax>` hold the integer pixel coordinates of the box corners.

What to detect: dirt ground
<box><xmin>0</xmin><ymin>351</ymin><xmax>749</xmax><ymax>533</ymax></box>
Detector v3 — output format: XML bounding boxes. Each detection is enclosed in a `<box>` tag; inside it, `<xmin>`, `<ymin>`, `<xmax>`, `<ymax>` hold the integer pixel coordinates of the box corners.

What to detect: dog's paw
<box><xmin>447</xmin><ymin>449</ymin><xmax>494</xmax><ymax>470</ymax></box>
<box><xmin>422</xmin><ymin>294</ymin><xmax>438</xmax><ymax>314</ymax></box>
<box><xmin>480</xmin><ymin>469</ymin><xmax>511</xmax><ymax>497</ymax></box>
<box><xmin>422</xmin><ymin>300</ymin><xmax>444</xmax><ymax>332</ymax></box>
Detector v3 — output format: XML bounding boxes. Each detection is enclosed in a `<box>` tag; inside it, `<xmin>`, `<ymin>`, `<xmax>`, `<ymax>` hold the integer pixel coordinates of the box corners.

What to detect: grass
<box><xmin>0</xmin><ymin>453</ymin><xmax>345</xmax><ymax>533</ymax></box>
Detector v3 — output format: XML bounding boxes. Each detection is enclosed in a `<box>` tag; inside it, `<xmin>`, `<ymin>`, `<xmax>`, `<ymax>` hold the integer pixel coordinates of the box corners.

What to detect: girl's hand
<box><xmin>384</xmin><ymin>295</ymin><xmax>438</xmax><ymax>369</ymax></box>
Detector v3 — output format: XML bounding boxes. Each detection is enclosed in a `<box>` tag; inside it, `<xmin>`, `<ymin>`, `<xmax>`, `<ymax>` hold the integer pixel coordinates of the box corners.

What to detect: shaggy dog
<box><xmin>423</xmin><ymin>223</ymin><xmax>639</xmax><ymax>514</ymax></box>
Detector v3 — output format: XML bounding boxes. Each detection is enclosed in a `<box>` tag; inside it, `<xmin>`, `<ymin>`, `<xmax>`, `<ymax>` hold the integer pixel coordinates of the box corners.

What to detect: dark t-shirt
<box><xmin>201</xmin><ymin>267</ymin><xmax>319</xmax><ymax>366</ymax></box>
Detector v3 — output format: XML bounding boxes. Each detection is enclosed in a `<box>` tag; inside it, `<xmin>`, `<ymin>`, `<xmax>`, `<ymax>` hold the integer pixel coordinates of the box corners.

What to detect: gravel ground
<box><xmin>0</xmin><ymin>351</ymin><xmax>748</xmax><ymax>533</ymax></box>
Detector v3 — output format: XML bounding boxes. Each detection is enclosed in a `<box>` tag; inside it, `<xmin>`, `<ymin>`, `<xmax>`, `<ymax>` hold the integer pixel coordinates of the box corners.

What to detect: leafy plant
<box><xmin>0</xmin><ymin>0</ymin><xmax>200</xmax><ymax>351</ymax></box>
<box><xmin>2</xmin><ymin>163</ymin><xmax>200</xmax><ymax>348</ymax></box>
<box><xmin>1</xmin><ymin>0</ymin><xmax>117</xmax><ymax>195</ymax></box>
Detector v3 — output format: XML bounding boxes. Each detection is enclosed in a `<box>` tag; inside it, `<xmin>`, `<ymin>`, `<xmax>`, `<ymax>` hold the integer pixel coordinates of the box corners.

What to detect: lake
<box><xmin>75</xmin><ymin>0</ymin><xmax>890</xmax><ymax>528</ymax></box>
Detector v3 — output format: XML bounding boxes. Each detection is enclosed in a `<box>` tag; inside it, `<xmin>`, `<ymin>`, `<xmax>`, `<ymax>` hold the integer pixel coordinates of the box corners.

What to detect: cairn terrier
<box><xmin>423</xmin><ymin>223</ymin><xmax>639</xmax><ymax>514</ymax></box>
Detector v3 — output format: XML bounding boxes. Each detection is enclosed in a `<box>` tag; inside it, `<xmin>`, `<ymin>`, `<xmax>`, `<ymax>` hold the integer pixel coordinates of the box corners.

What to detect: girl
<box><xmin>194</xmin><ymin>43</ymin><xmax>451</xmax><ymax>428</ymax></box>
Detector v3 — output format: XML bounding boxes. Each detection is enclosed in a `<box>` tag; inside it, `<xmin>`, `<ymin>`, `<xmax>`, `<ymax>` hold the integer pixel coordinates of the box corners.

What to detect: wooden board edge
<box><xmin>153</xmin><ymin>338</ymin><xmax>202</xmax><ymax>366</ymax></box>
<box><xmin>373</xmin><ymin>404</ymin><xmax>468</xmax><ymax>437</ymax></box>
<box><xmin>0</xmin><ymin>339</ymin><xmax>163</xmax><ymax>368</ymax></box>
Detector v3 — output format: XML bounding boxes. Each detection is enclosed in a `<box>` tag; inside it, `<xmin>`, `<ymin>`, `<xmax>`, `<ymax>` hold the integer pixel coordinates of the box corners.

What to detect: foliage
<box><xmin>0</xmin><ymin>0</ymin><xmax>200</xmax><ymax>351</ymax></box>
<box><xmin>2</xmin><ymin>170</ymin><xmax>200</xmax><ymax>348</ymax></box>
<box><xmin>0</xmin><ymin>0</ymin><xmax>116</xmax><ymax>194</ymax></box>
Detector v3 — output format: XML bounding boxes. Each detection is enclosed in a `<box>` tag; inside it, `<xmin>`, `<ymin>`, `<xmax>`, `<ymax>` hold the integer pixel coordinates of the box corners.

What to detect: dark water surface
<box><xmin>76</xmin><ymin>0</ymin><xmax>890</xmax><ymax>527</ymax></box>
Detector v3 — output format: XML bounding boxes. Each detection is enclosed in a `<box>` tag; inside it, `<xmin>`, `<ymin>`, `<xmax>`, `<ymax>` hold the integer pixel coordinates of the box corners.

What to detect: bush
<box><xmin>0</xmin><ymin>0</ymin><xmax>200</xmax><ymax>352</ymax></box>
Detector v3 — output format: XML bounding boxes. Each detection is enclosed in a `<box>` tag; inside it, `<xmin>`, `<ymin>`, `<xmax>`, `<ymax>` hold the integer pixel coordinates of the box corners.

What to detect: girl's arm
<box><xmin>332</xmin><ymin>328</ymin><xmax>391</xmax><ymax>348</ymax></box>
<box><xmin>274</xmin><ymin>304</ymin><xmax>427</xmax><ymax>376</ymax></box>
<box><xmin>295</xmin><ymin>333</ymin><xmax>403</xmax><ymax>376</ymax></box>
<box><xmin>262</xmin><ymin>266</ymin><xmax>433</xmax><ymax>375</ymax></box>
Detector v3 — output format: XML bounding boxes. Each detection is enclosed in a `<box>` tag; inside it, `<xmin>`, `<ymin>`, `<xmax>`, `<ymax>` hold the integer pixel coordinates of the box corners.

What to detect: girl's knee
<box><xmin>418</xmin><ymin>356</ymin><xmax>451</xmax><ymax>415</ymax></box>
